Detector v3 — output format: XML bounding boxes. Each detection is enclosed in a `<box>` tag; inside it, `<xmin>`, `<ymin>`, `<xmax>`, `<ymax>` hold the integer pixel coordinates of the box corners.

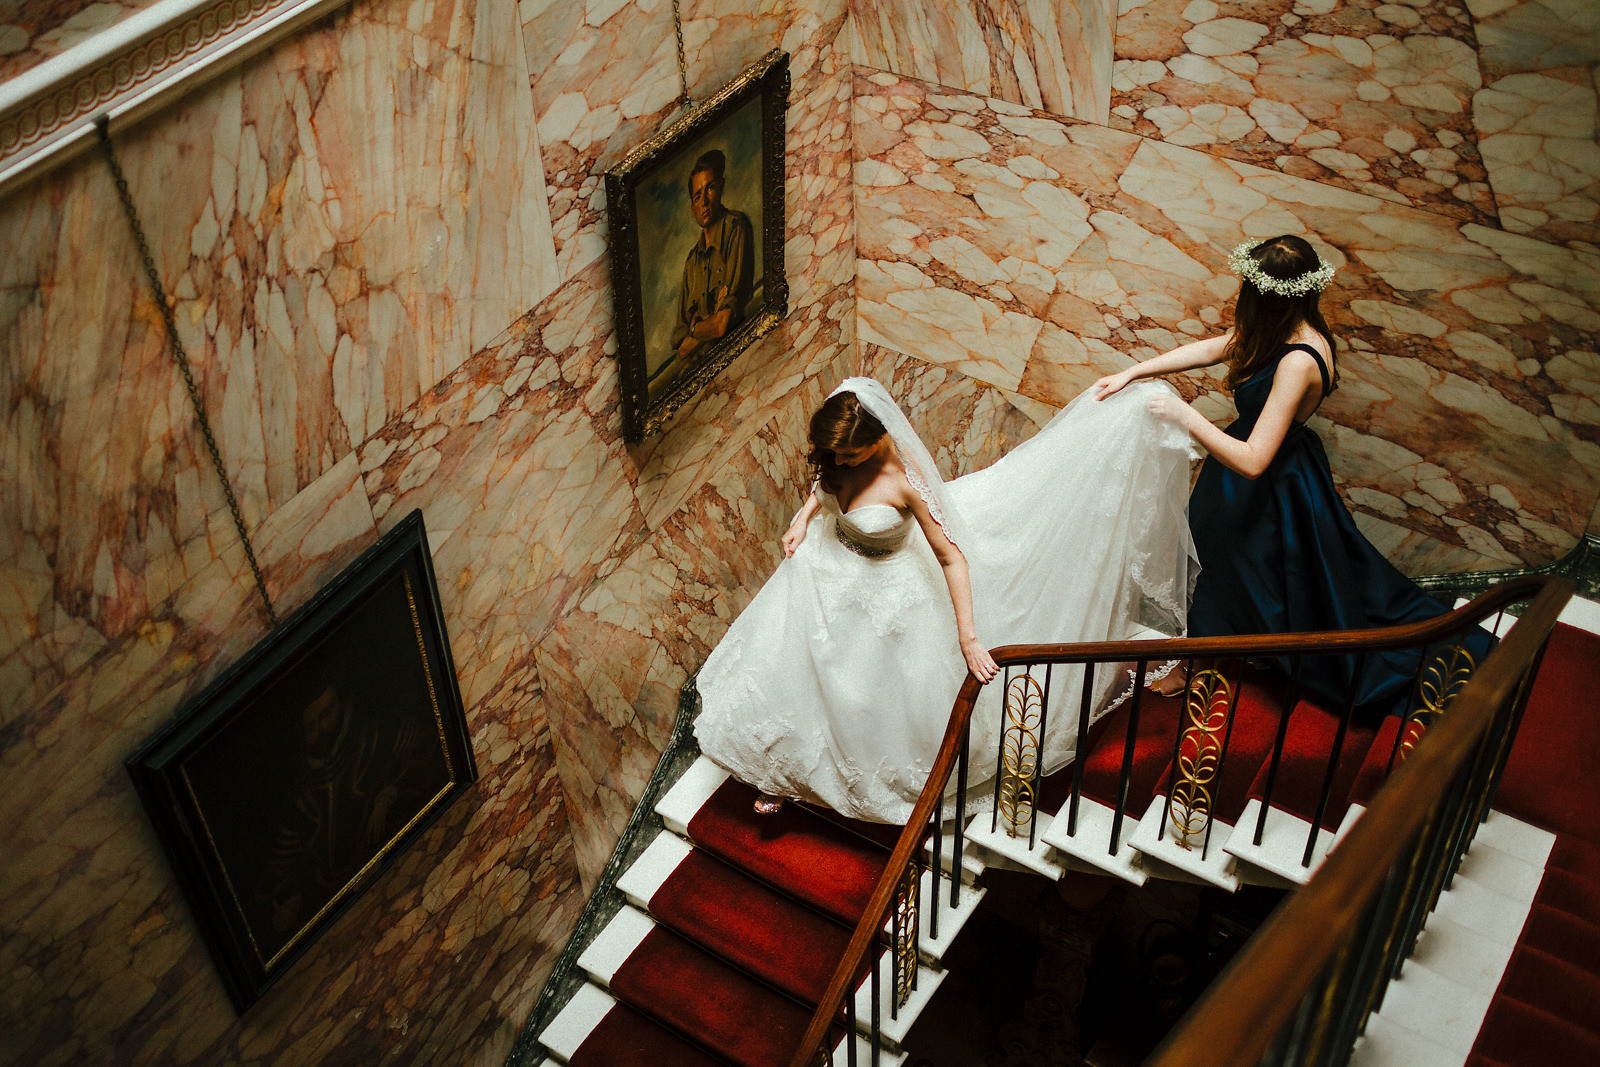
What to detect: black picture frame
<box><xmin>607</xmin><ymin>48</ymin><xmax>790</xmax><ymax>443</ymax></box>
<box><xmin>126</xmin><ymin>509</ymin><xmax>478</xmax><ymax>1012</ymax></box>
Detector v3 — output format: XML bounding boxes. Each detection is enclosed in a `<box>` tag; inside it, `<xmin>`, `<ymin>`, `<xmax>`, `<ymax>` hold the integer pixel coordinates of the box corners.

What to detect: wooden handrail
<box><xmin>1144</xmin><ymin>575</ymin><xmax>1572</xmax><ymax>1066</ymax></box>
<box><xmin>787</xmin><ymin>574</ymin><xmax>1564</xmax><ymax>1067</ymax></box>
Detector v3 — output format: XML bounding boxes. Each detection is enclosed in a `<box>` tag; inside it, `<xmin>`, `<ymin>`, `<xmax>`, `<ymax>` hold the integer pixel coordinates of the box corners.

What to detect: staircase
<box><xmin>523</xmin><ymin>577</ymin><xmax>1578</xmax><ymax>1066</ymax></box>
<box><xmin>537</xmin><ymin>758</ymin><xmax>984</xmax><ymax>1065</ymax></box>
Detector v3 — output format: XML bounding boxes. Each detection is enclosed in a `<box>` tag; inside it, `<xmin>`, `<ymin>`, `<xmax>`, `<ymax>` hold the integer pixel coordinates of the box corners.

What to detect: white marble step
<box><xmin>538</xmin><ymin>981</ymin><xmax>616</xmax><ymax>1063</ymax></box>
<box><xmin>1126</xmin><ymin>795</ymin><xmax>1242</xmax><ymax>891</ymax></box>
<box><xmin>1221</xmin><ymin>798</ymin><xmax>1356</xmax><ymax>885</ymax></box>
<box><xmin>655</xmin><ymin>755</ymin><xmax>731</xmax><ymax>836</ymax></box>
<box><xmin>1038</xmin><ymin>794</ymin><xmax>1149</xmax><ymax>885</ymax></box>
<box><xmin>964</xmin><ymin>814</ymin><xmax>1066</xmax><ymax>879</ymax></box>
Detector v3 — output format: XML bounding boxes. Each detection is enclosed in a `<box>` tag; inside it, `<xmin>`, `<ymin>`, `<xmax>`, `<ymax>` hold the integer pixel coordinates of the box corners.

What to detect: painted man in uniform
<box><xmin>671</xmin><ymin>148</ymin><xmax>754</xmax><ymax>364</ymax></box>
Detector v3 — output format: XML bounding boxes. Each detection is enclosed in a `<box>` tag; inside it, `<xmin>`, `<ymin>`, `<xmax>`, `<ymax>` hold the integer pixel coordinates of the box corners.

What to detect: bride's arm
<box><xmin>906</xmin><ymin>489</ymin><xmax>999</xmax><ymax>683</ymax></box>
<box><xmin>782</xmin><ymin>489</ymin><xmax>821</xmax><ymax>557</ymax></box>
<box><xmin>1093</xmin><ymin>332</ymin><xmax>1232</xmax><ymax>399</ymax></box>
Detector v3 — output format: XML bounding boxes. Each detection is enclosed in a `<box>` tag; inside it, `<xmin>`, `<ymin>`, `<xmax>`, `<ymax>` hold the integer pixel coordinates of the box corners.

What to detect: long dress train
<box><xmin>693</xmin><ymin>382</ymin><xmax>1198</xmax><ymax>824</ymax></box>
<box><xmin>1187</xmin><ymin>342</ymin><xmax>1495</xmax><ymax>726</ymax></box>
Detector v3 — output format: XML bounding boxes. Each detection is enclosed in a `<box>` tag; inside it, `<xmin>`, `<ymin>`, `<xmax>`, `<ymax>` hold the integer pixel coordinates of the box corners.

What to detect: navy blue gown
<box><xmin>1187</xmin><ymin>343</ymin><xmax>1492</xmax><ymax>726</ymax></box>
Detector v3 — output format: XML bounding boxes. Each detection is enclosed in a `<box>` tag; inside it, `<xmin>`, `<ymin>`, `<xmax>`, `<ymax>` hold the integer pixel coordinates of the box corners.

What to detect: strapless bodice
<box><xmin>819</xmin><ymin>491</ymin><xmax>914</xmax><ymax>558</ymax></box>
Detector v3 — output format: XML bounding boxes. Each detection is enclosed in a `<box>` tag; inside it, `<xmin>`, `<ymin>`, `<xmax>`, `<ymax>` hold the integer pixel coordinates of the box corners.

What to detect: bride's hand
<box><xmin>1093</xmin><ymin>369</ymin><xmax>1136</xmax><ymax>400</ymax></box>
<box><xmin>781</xmin><ymin>519</ymin><xmax>808</xmax><ymax>557</ymax></box>
<box><xmin>962</xmin><ymin>637</ymin><xmax>999</xmax><ymax>683</ymax></box>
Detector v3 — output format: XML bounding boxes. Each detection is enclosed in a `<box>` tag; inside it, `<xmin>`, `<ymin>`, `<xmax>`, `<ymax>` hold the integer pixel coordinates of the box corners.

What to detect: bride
<box><xmin>694</xmin><ymin>376</ymin><xmax>1198</xmax><ymax>823</ymax></box>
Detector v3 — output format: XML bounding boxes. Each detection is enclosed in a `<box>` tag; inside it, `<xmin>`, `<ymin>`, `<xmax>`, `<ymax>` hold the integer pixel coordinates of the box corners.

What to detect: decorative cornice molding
<box><xmin>0</xmin><ymin>0</ymin><xmax>352</xmax><ymax>199</ymax></box>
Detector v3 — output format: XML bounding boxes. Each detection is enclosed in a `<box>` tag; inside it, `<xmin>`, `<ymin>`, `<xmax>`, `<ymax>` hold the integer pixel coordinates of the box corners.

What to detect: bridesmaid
<box><xmin>1094</xmin><ymin>234</ymin><xmax>1490</xmax><ymax>722</ymax></box>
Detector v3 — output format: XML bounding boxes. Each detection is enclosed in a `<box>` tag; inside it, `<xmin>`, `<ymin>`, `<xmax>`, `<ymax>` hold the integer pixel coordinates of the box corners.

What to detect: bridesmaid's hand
<box><xmin>962</xmin><ymin>637</ymin><xmax>999</xmax><ymax>683</ymax></box>
<box><xmin>1148</xmin><ymin>391</ymin><xmax>1204</xmax><ymax>434</ymax></box>
<box><xmin>1093</xmin><ymin>369</ymin><xmax>1136</xmax><ymax>400</ymax></box>
<box><xmin>781</xmin><ymin>519</ymin><xmax>808</xmax><ymax>557</ymax></box>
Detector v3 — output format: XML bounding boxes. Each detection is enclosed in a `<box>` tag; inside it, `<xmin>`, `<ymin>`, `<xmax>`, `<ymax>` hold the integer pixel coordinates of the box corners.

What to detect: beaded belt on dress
<box><xmin>836</xmin><ymin>525</ymin><xmax>894</xmax><ymax>558</ymax></box>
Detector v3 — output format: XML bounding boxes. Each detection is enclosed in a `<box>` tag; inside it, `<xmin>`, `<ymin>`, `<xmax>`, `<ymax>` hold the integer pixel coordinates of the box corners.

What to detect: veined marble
<box><xmin>854</xmin><ymin>70</ymin><xmax>1600</xmax><ymax>572</ymax></box>
<box><xmin>0</xmin><ymin>0</ymin><xmax>558</xmax><ymax>723</ymax></box>
<box><xmin>523</xmin><ymin>0</ymin><xmax>850</xmax><ymax>285</ymax></box>
<box><xmin>1113</xmin><ymin>0</ymin><xmax>1495</xmax><ymax>226</ymax></box>
<box><xmin>1468</xmin><ymin>0</ymin><xmax>1600</xmax><ymax>250</ymax></box>
<box><xmin>851</xmin><ymin>0</ymin><xmax>1116</xmax><ymax>123</ymax></box>
<box><xmin>0</xmin><ymin>0</ymin><xmax>150</xmax><ymax>81</ymax></box>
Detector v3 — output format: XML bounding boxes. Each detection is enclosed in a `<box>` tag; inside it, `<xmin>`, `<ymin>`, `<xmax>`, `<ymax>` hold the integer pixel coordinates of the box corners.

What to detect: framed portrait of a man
<box><xmin>126</xmin><ymin>510</ymin><xmax>477</xmax><ymax>1011</ymax></box>
<box><xmin>607</xmin><ymin>49</ymin><xmax>789</xmax><ymax>442</ymax></box>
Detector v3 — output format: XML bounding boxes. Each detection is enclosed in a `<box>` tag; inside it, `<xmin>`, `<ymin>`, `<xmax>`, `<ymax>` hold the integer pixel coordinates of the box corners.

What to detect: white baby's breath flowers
<box><xmin>1229</xmin><ymin>240</ymin><xmax>1336</xmax><ymax>297</ymax></box>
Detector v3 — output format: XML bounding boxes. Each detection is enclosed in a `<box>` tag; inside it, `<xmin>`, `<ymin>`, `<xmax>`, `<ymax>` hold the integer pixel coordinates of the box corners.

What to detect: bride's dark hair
<box><xmin>808</xmin><ymin>391</ymin><xmax>887</xmax><ymax>494</ymax></box>
<box><xmin>1225</xmin><ymin>234</ymin><xmax>1338</xmax><ymax>390</ymax></box>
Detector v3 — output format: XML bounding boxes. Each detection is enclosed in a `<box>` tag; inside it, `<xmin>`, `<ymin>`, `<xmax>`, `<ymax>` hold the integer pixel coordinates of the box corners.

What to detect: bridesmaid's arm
<box><xmin>906</xmin><ymin>487</ymin><xmax>1000</xmax><ymax>683</ymax></box>
<box><xmin>1093</xmin><ymin>332</ymin><xmax>1233</xmax><ymax>399</ymax></box>
<box><xmin>1149</xmin><ymin>351</ymin><xmax>1322</xmax><ymax>480</ymax></box>
<box><xmin>782</xmin><ymin>490</ymin><xmax>821</xmax><ymax>557</ymax></box>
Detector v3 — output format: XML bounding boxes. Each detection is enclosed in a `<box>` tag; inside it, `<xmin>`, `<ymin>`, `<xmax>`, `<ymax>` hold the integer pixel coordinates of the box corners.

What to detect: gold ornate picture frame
<box><xmin>126</xmin><ymin>510</ymin><xmax>477</xmax><ymax>1012</ymax></box>
<box><xmin>606</xmin><ymin>49</ymin><xmax>789</xmax><ymax>443</ymax></box>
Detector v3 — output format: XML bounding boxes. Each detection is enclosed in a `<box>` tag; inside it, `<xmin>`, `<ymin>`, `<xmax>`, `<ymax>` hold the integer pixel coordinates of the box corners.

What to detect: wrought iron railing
<box><xmin>787</xmin><ymin>575</ymin><xmax>1568</xmax><ymax>1066</ymax></box>
<box><xmin>1145</xmin><ymin>574</ymin><xmax>1571</xmax><ymax>1067</ymax></box>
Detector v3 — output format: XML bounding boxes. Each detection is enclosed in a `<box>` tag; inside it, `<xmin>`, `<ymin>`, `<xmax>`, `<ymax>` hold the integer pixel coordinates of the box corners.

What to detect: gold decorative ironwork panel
<box><xmin>998</xmin><ymin>670</ymin><xmax>1045</xmax><ymax>837</ymax></box>
<box><xmin>1401</xmin><ymin>644</ymin><xmax>1476</xmax><ymax>760</ymax></box>
<box><xmin>1167</xmin><ymin>668</ymin><xmax>1231</xmax><ymax>850</ymax></box>
<box><xmin>893</xmin><ymin>859</ymin><xmax>920</xmax><ymax>1010</ymax></box>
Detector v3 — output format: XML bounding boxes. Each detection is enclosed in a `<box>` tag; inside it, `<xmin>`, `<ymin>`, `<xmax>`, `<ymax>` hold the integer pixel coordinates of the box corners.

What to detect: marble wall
<box><xmin>1</xmin><ymin>0</ymin><xmax>854</xmax><ymax>1062</ymax></box>
<box><xmin>850</xmin><ymin>0</ymin><xmax>1599</xmax><ymax>571</ymax></box>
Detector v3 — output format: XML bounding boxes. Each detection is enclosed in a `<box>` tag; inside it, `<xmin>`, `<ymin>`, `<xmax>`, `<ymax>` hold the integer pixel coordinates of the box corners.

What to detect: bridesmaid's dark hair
<box><xmin>808</xmin><ymin>392</ymin><xmax>887</xmax><ymax>494</ymax></box>
<box><xmin>1225</xmin><ymin>235</ymin><xmax>1338</xmax><ymax>391</ymax></box>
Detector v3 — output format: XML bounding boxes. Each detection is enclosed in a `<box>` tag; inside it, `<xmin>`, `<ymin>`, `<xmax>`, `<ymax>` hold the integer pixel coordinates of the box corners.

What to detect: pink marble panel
<box><xmin>0</xmin><ymin>0</ymin><xmax>558</xmax><ymax>721</ymax></box>
<box><xmin>0</xmin><ymin>0</ymin><xmax>150</xmax><ymax>81</ymax></box>
<box><xmin>855</xmin><ymin>70</ymin><xmax>1600</xmax><ymax>572</ymax></box>
<box><xmin>1467</xmin><ymin>0</ymin><xmax>1600</xmax><ymax>250</ymax></box>
<box><xmin>851</xmin><ymin>0</ymin><xmax>1116</xmax><ymax>122</ymax></box>
<box><xmin>533</xmin><ymin>394</ymin><xmax>820</xmax><ymax>888</ymax></box>
<box><xmin>523</xmin><ymin>0</ymin><xmax>850</xmax><ymax>283</ymax></box>
<box><xmin>1112</xmin><ymin>0</ymin><xmax>1495</xmax><ymax>227</ymax></box>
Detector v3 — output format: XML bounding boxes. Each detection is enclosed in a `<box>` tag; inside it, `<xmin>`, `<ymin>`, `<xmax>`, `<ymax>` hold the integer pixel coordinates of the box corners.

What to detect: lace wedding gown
<box><xmin>694</xmin><ymin>383</ymin><xmax>1198</xmax><ymax>823</ymax></box>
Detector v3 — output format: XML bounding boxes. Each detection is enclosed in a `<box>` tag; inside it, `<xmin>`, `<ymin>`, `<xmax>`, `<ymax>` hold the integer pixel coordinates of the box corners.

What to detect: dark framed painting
<box><xmin>126</xmin><ymin>509</ymin><xmax>478</xmax><ymax>1012</ymax></box>
<box><xmin>607</xmin><ymin>48</ymin><xmax>790</xmax><ymax>443</ymax></box>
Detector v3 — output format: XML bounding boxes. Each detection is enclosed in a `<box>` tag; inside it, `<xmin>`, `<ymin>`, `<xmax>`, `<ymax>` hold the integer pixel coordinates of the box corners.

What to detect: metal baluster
<box><xmin>1029</xmin><ymin>664</ymin><xmax>1052</xmax><ymax>849</ymax></box>
<box><xmin>870</xmin><ymin>952</ymin><xmax>881</xmax><ymax>1067</ymax></box>
<box><xmin>1386</xmin><ymin>643</ymin><xmax>1434</xmax><ymax>775</ymax></box>
<box><xmin>1111</xmin><ymin>660</ymin><xmax>1147</xmax><ymax>856</ymax></box>
<box><xmin>1068</xmin><ymin>662</ymin><xmax>1095</xmax><ymax>835</ymax></box>
<box><xmin>990</xmin><ymin>664</ymin><xmax>1010</xmax><ymax>833</ymax></box>
<box><xmin>1305</xmin><ymin>656</ymin><xmax>1363</xmax><ymax>868</ymax></box>
<box><xmin>890</xmin><ymin>877</ymin><xmax>902</xmax><ymax>1024</ymax></box>
<box><xmin>846</xmin><ymin>987</ymin><xmax>858</xmax><ymax>1067</ymax></box>
<box><xmin>930</xmin><ymin>800</ymin><xmax>942</xmax><ymax>943</ymax></box>
<box><xmin>952</xmin><ymin>720</ymin><xmax>969</xmax><ymax>910</ymax></box>
<box><xmin>1254</xmin><ymin>656</ymin><xmax>1303</xmax><ymax>847</ymax></box>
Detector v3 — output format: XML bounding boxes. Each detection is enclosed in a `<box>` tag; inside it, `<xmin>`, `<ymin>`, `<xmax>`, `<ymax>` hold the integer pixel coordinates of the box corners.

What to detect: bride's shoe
<box><xmin>1150</xmin><ymin>664</ymin><xmax>1189</xmax><ymax>698</ymax></box>
<box><xmin>753</xmin><ymin>793</ymin><xmax>785</xmax><ymax>815</ymax></box>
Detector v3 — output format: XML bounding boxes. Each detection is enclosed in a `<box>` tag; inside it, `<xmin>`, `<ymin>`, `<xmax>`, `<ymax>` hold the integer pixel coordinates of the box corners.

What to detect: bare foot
<box><xmin>753</xmin><ymin>794</ymin><xmax>784</xmax><ymax>815</ymax></box>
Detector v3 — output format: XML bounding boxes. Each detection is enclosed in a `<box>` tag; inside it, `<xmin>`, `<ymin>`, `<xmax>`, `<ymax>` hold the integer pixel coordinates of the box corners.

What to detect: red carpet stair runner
<box><xmin>1462</xmin><ymin>621</ymin><xmax>1600</xmax><ymax>1067</ymax></box>
<box><xmin>537</xmin><ymin>758</ymin><xmax>985</xmax><ymax>1065</ymax></box>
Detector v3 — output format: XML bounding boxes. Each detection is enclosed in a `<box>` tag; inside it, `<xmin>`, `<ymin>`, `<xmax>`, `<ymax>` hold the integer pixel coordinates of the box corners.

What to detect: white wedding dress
<box><xmin>694</xmin><ymin>382</ymin><xmax>1198</xmax><ymax>823</ymax></box>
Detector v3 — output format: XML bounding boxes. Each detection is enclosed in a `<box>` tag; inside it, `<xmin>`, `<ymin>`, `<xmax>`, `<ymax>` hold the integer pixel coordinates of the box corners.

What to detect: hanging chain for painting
<box><xmin>671</xmin><ymin>0</ymin><xmax>691</xmax><ymax>109</ymax></box>
<box><xmin>94</xmin><ymin>115</ymin><xmax>280</xmax><ymax>629</ymax></box>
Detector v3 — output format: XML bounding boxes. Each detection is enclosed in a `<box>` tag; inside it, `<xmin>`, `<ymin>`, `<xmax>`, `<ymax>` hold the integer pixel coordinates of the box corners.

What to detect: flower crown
<box><xmin>1228</xmin><ymin>240</ymin><xmax>1335</xmax><ymax>298</ymax></box>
